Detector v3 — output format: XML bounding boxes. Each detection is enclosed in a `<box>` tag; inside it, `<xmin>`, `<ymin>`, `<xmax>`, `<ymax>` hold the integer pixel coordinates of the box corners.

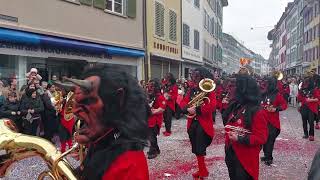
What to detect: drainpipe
<box><xmin>142</xmin><ymin>0</ymin><xmax>149</xmax><ymax>81</ymax></box>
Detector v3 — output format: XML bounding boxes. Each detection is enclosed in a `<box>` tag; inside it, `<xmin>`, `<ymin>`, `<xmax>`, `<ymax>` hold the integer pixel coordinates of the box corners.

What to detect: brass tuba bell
<box><xmin>0</xmin><ymin>119</ymin><xmax>78</xmax><ymax>180</ymax></box>
<box><xmin>272</xmin><ymin>71</ymin><xmax>284</xmax><ymax>81</ymax></box>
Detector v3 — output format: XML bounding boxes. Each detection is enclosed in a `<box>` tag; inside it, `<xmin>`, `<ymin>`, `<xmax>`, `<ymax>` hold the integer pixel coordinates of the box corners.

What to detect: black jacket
<box><xmin>0</xmin><ymin>101</ymin><xmax>20</xmax><ymax>121</ymax></box>
<box><xmin>20</xmin><ymin>96</ymin><xmax>44</xmax><ymax>118</ymax></box>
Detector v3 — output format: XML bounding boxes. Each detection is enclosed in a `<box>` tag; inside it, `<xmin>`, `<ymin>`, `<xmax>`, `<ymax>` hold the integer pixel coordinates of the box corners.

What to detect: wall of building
<box><xmin>182</xmin><ymin>0</ymin><xmax>202</xmax><ymax>63</ymax></box>
<box><xmin>0</xmin><ymin>0</ymin><xmax>144</xmax><ymax>50</ymax></box>
<box><xmin>202</xmin><ymin>0</ymin><xmax>218</xmax><ymax>68</ymax></box>
<box><xmin>146</xmin><ymin>0</ymin><xmax>181</xmax><ymax>60</ymax></box>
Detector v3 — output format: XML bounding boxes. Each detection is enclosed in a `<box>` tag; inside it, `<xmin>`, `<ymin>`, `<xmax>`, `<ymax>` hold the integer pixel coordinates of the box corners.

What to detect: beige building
<box><xmin>0</xmin><ymin>0</ymin><xmax>145</xmax><ymax>84</ymax></box>
<box><xmin>145</xmin><ymin>0</ymin><xmax>182</xmax><ymax>80</ymax></box>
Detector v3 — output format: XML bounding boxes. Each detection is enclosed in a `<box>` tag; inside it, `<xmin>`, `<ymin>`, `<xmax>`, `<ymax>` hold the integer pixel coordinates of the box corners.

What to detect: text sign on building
<box><xmin>0</xmin><ymin>42</ymin><xmax>111</xmax><ymax>61</ymax></box>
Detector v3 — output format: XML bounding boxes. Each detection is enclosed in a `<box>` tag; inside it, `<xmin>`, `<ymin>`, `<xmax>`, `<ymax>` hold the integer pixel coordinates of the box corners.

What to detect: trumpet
<box><xmin>187</xmin><ymin>78</ymin><xmax>216</xmax><ymax>118</ymax></box>
<box><xmin>261</xmin><ymin>98</ymin><xmax>273</xmax><ymax>110</ymax></box>
<box><xmin>225</xmin><ymin>125</ymin><xmax>251</xmax><ymax>137</ymax></box>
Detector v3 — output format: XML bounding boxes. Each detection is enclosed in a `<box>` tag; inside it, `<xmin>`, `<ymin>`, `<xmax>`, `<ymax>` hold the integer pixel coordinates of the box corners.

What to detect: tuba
<box><xmin>187</xmin><ymin>79</ymin><xmax>216</xmax><ymax>118</ymax></box>
<box><xmin>0</xmin><ymin>119</ymin><xmax>78</xmax><ymax>180</ymax></box>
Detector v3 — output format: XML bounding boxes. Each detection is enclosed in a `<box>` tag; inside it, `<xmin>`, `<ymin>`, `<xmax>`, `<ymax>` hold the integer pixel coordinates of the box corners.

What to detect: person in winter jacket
<box><xmin>20</xmin><ymin>88</ymin><xmax>44</xmax><ymax>136</ymax></box>
<box><xmin>0</xmin><ymin>92</ymin><xmax>21</xmax><ymax>131</ymax></box>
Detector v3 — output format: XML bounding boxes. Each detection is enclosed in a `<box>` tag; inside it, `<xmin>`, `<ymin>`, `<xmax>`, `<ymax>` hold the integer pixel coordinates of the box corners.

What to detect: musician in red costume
<box><xmin>162</xmin><ymin>73</ymin><xmax>178</xmax><ymax>136</ymax></box>
<box><xmin>146</xmin><ymin>79</ymin><xmax>166</xmax><ymax>159</ymax></box>
<box><xmin>223</xmin><ymin>71</ymin><xmax>268</xmax><ymax>180</ymax></box>
<box><xmin>298</xmin><ymin>72</ymin><xmax>320</xmax><ymax>141</ymax></box>
<box><xmin>64</xmin><ymin>65</ymin><xmax>149</xmax><ymax>180</ymax></box>
<box><xmin>57</xmin><ymin>91</ymin><xmax>75</xmax><ymax>153</ymax></box>
<box><xmin>180</xmin><ymin>67</ymin><xmax>216</xmax><ymax>179</ymax></box>
<box><xmin>260</xmin><ymin>76</ymin><xmax>287</xmax><ymax>166</ymax></box>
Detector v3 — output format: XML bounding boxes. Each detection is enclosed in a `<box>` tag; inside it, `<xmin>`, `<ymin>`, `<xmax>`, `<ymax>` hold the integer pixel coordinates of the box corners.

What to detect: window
<box><xmin>203</xmin><ymin>11</ymin><xmax>209</xmax><ymax>30</ymax></box>
<box><xmin>212</xmin><ymin>45</ymin><xmax>215</xmax><ymax>61</ymax></box>
<box><xmin>106</xmin><ymin>0</ymin><xmax>123</xmax><ymax>14</ymax></box>
<box><xmin>155</xmin><ymin>1</ymin><xmax>165</xmax><ymax>37</ymax></box>
<box><xmin>194</xmin><ymin>0</ymin><xmax>200</xmax><ymax>8</ymax></box>
<box><xmin>210</xmin><ymin>18</ymin><xmax>215</xmax><ymax>36</ymax></box>
<box><xmin>194</xmin><ymin>30</ymin><xmax>200</xmax><ymax>50</ymax></box>
<box><xmin>183</xmin><ymin>24</ymin><xmax>190</xmax><ymax>46</ymax></box>
<box><xmin>169</xmin><ymin>10</ymin><xmax>177</xmax><ymax>42</ymax></box>
<box><xmin>314</xmin><ymin>26</ymin><xmax>317</xmax><ymax>41</ymax></box>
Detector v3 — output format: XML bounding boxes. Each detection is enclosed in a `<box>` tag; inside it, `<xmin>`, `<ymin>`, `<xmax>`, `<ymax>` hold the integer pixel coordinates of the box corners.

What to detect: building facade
<box><xmin>146</xmin><ymin>0</ymin><xmax>182</xmax><ymax>80</ymax></box>
<box><xmin>181</xmin><ymin>0</ymin><xmax>203</xmax><ymax>79</ymax></box>
<box><xmin>0</xmin><ymin>0</ymin><xmax>145</xmax><ymax>85</ymax></box>
<box><xmin>201</xmin><ymin>0</ymin><xmax>226</xmax><ymax>74</ymax></box>
<box><xmin>222</xmin><ymin>33</ymin><xmax>268</xmax><ymax>75</ymax></box>
<box><xmin>285</xmin><ymin>2</ymin><xmax>299</xmax><ymax>75</ymax></box>
<box><xmin>268</xmin><ymin>0</ymin><xmax>319</xmax><ymax>75</ymax></box>
<box><xmin>302</xmin><ymin>0</ymin><xmax>320</xmax><ymax>73</ymax></box>
<box><xmin>181</xmin><ymin>0</ymin><xmax>228</xmax><ymax>79</ymax></box>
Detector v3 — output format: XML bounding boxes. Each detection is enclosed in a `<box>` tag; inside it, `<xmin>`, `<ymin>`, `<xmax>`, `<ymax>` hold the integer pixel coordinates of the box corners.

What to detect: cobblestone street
<box><xmin>1</xmin><ymin>107</ymin><xmax>319</xmax><ymax>180</ymax></box>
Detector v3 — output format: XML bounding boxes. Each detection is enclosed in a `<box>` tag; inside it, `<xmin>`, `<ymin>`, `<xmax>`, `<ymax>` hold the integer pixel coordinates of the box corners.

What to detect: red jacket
<box><xmin>225</xmin><ymin>109</ymin><xmax>268</xmax><ymax>180</ymax></box>
<box><xmin>102</xmin><ymin>151</ymin><xmax>149</xmax><ymax>180</ymax></box>
<box><xmin>298</xmin><ymin>88</ymin><xmax>320</xmax><ymax>114</ymax></box>
<box><xmin>277</xmin><ymin>81</ymin><xmax>284</xmax><ymax>95</ymax></box>
<box><xmin>166</xmin><ymin>84</ymin><xmax>178</xmax><ymax>111</ymax></box>
<box><xmin>261</xmin><ymin>93</ymin><xmax>288</xmax><ymax>129</ymax></box>
<box><xmin>180</xmin><ymin>90</ymin><xmax>216</xmax><ymax>138</ymax></box>
<box><xmin>148</xmin><ymin>94</ymin><xmax>166</xmax><ymax>129</ymax></box>
<box><xmin>284</xmin><ymin>85</ymin><xmax>290</xmax><ymax>95</ymax></box>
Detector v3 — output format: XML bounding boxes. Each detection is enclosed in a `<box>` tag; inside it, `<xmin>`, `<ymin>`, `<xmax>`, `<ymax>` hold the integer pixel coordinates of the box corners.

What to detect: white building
<box><xmin>181</xmin><ymin>0</ymin><xmax>227</xmax><ymax>78</ymax></box>
<box><xmin>181</xmin><ymin>0</ymin><xmax>203</xmax><ymax>78</ymax></box>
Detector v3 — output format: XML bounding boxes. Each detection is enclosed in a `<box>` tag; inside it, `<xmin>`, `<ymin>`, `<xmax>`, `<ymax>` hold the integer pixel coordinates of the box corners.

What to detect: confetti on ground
<box><xmin>1</xmin><ymin>108</ymin><xmax>319</xmax><ymax>180</ymax></box>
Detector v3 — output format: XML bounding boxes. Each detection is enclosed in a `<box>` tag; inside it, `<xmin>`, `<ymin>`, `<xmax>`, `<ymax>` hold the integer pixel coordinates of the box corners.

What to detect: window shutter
<box><xmin>127</xmin><ymin>0</ymin><xmax>136</xmax><ymax>18</ymax></box>
<box><xmin>155</xmin><ymin>2</ymin><xmax>165</xmax><ymax>37</ymax></box>
<box><xmin>93</xmin><ymin>0</ymin><xmax>105</xmax><ymax>9</ymax></box>
<box><xmin>80</xmin><ymin>0</ymin><xmax>92</xmax><ymax>6</ymax></box>
<box><xmin>169</xmin><ymin>10</ymin><xmax>177</xmax><ymax>41</ymax></box>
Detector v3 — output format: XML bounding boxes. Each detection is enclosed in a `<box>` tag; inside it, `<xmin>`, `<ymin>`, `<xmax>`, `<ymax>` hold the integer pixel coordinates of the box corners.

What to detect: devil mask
<box><xmin>66</xmin><ymin>65</ymin><xmax>149</xmax><ymax>145</ymax></box>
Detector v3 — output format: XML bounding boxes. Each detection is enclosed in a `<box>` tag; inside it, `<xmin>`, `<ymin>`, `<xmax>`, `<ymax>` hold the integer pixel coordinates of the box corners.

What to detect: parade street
<box><xmin>0</xmin><ymin>107</ymin><xmax>318</xmax><ymax>180</ymax></box>
<box><xmin>148</xmin><ymin>107</ymin><xmax>319</xmax><ymax>180</ymax></box>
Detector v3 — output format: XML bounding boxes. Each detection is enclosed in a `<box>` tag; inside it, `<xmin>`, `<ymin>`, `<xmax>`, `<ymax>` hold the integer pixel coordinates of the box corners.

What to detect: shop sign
<box><xmin>0</xmin><ymin>42</ymin><xmax>111</xmax><ymax>60</ymax></box>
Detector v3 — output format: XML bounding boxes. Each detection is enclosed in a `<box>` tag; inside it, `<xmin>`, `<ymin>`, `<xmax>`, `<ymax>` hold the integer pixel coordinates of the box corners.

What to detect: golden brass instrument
<box><xmin>0</xmin><ymin>119</ymin><xmax>78</xmax><ymax>180</ymax></box>
<box><xmin>52</xmin><ymin>91</ymin><xmax>63</xmax><ymax>113</ymax></box>
<box><xmin>225</xmin><ymin>125</ymin><xmax>251</xmax><ymax>137</ymax></box>
<box><xmin>74</xmin><ymin>120</ymin><xmax>85</xmax><ymax>164</ymax></box>
<box><xmin>187</xmin><ymin>78</ymin><xmax>216</xmax><ymax>118</ymax></box>
<box><xmin>272</xmin><ymin>71</ymin><xmax>283</xmax><ymax>81</ymax></box>
<box><xmin>64</xmin><ymin>91</ymin><xmax>75</xmax><ymax>121</ymax></box>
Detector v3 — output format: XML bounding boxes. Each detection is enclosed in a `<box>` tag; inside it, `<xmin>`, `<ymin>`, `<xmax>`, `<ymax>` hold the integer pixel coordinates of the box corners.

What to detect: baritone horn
<box><xmin>186</xmin><ymin>78</ymin><xmax>216</xmax><ymax>118</ymax></box>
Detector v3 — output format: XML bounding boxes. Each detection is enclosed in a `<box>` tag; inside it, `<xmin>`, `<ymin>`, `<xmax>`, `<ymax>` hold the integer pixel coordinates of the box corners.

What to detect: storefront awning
<box><xmin>0</xmin><ymin>27</ymin><xmax>145</xmax><ymax>58</ymax></box>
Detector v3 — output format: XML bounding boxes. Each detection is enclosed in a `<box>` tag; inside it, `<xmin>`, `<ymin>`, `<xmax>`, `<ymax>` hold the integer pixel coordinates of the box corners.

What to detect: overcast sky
<box><xmin>223</xmin><ymin>0</ymin><xmax>293</xmax><ymax>59</ymax></box>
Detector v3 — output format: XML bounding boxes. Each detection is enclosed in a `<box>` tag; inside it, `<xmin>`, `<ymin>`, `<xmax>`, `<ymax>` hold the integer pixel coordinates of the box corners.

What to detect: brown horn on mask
<box><xmin>64</xmin><ymin>78</ymin><xmax>93</xmax><ymax>92</ymax></box>
<box><xmin>52</xmin><ymin>81</ymin><xmax>75</xmax><ymax>92</ymax></box>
